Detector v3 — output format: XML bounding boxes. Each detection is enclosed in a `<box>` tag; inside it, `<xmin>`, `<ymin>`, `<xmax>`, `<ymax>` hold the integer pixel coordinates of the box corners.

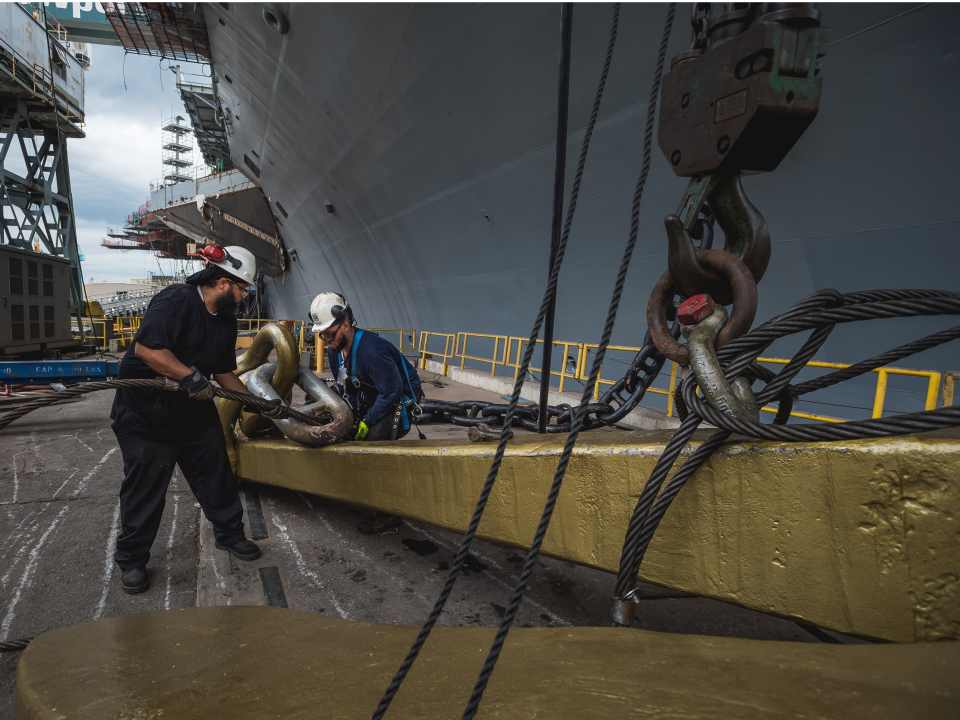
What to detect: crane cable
<box><xmin>371</xmin><ymin>5</ymin><xmax>676</xmax><ymax>718</ymax></box>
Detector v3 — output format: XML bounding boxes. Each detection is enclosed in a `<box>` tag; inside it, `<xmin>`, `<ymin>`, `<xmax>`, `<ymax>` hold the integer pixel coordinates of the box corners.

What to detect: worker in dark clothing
<box><xmin>310</xmin><ymin>292</ymin><xmax>423</xmax><ymax>533</ymax></box>
<box><xmin>110</xmin><ymin>245</ymin><xmax>261</xmax><ymax>594</ymax></box>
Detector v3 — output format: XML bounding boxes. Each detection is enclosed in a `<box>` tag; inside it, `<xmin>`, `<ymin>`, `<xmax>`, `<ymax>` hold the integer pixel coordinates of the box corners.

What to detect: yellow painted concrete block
<box><xmin>17</xmin><ymin>606</ymin><xmax>960</xmax><ymax>719</ymax></box>
<box><xmin>237</xmin><ymin>430</ymin><xmax>960</xmax><ymax>642</ymax></box>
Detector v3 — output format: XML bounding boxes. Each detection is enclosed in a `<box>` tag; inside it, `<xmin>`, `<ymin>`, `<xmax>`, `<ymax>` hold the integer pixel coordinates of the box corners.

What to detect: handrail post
<box><xmin>666</xmin><ymin>362</ymin><xmax>679</xmax><ymax>417</ymax></box>
<box><xmin>925</xmin><ymin>372</ymin><xmax>941</xmax><ymax>411</ymax></box>
<box><xmin>944</xmin><ymin>373</ymin><xmax>957</xmax><ymax>407</ymax></box>
<box><xmin>539</xmin><ymin>2</ymin><xmax>573</xmax><ymax>434</ymax></box>
<box><xmin>872</xmin><ymin>370</ymin><xmax>888</xmax><ymax>419</ymax></box>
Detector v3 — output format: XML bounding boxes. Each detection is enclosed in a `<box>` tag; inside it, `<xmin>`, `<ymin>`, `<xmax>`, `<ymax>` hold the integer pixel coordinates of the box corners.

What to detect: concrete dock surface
<box><xmin>0</xmin><ymin>360</ymin><xmax>864</xmax><ymax>719</ymax></box>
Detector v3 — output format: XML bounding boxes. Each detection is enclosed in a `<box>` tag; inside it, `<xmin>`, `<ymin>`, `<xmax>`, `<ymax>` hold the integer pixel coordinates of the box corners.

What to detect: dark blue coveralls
<box><xmin>328</xmin><ymin>329</ymin><xmax>423</xmax><ymax>441</ymax></box>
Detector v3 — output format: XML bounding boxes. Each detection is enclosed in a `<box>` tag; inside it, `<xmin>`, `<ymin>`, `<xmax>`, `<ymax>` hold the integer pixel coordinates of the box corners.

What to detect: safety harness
<box><xmin>334</xmin><ymin>329</ymin><xmax>424</xmax><ymax>440</ymax></box>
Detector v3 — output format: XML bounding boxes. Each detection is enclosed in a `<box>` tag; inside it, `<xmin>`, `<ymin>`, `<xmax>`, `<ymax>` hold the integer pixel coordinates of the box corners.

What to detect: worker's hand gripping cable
<box><xmin>0</xmin><ymin>375</ymin><xmax>319</xmax><ymax>433</ymax></box>
<box><xmin>180</xmin><ymin>365</ymin><xmax>215</xmax><ymax>401</ymax></box>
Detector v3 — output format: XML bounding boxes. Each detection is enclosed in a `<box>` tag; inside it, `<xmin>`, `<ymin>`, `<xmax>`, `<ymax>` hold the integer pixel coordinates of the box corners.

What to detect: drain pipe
<box><xmin>539</xmin><ymin>2</ymin><xmax>573</xmax><ymax>433</ymax></box>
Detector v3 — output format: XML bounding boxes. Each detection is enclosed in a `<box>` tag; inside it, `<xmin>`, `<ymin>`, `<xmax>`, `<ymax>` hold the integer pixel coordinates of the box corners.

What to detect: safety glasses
<box><xmin>319</xmin><ymin>320</ymin><xmax>342</xmax><ymax>342</ymax></box>
<box><xmin>227</xmin><ymin>279</ymin><xmax>254</xmax><ymax>296</ymax></box>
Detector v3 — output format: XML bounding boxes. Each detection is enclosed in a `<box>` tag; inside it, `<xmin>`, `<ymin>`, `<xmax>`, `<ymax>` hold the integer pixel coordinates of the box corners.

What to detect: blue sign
<box><xmin>0</xmin><ymin>359</ymin><xmax>120</xmax><ymax>383</ymax></box>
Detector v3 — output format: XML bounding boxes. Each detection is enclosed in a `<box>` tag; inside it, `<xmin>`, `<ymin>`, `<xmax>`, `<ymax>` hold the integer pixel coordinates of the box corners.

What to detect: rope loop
<box><xmin>613</xmin><ymin>288</ymin><xmax>960</xmax><ymax>605</ymax></box>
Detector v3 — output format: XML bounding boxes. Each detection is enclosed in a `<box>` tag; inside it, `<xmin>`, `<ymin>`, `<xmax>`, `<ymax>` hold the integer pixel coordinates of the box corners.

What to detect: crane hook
<box><xmin>665</xmin><ymin>173</ymin><xmax>770</xmax><ymax>305</ymax></box>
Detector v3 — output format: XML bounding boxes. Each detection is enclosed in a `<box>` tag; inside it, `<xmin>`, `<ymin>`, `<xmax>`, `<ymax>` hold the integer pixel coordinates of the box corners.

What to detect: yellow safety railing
<box><xmin>644</xmin><ymin>356</ymin><xmax>943</xmax><ymax>423</ymax></box>
<box><xmin>579</xmin><ymin>344</ymin><xmax>646</xmax><ymax>400</ymax></box>
<box><xmin>90</xmin><ymin>319</ymin><xmax>111</xmax><ymax>346</ymax></box>
<box><xmin>293</xmin><ymin>321</ymin><xmax>951</xmax><ymax>423</ymax></box>
<box><xmin>576</xmin><ymin>345</ymin><xmax>944</xmax><ymax>423</ymax></box>
<box><xmin>113</xmin><ymin>317</ymin><xmax>141</xmax><ymax>343</ymax></box>
<box><xmin>944</xmin><ymin>371</ymin><xmax>959</xmax><ymax>408</ymax></box>
<box><xmin>455</xmin><ymin>333</ymin><xmax>509</xmax><ymax>376</ymax></box>
<box><xmin>302</xmin><ymin>327</ymin><xmax>416</xmax><ymax>373</ymax></box>
<box><xmin>298</xmin><ymin>324</ymin><xmax>308</xmax><ymax>355</ymax></box>
<box><xmin>755</xmin><ymin>357</ymin><xmax>941</xmax><ymax>422</ymax></box>
<box><xmin>418</xmin><ymin>331</ymin><xmax>457</xmax><ymax>374</ymax></box>
<box><xmin>73</xmin><ymin>318</ymin><xmax>114</xmax><ymax>347</ymax></box>
<box><xmin>237</xmin><ymin>318</ymin><xmax>302</xmax><ymax>333</ymax></box>
<box><xmin>505</xmin><ymin>337</ymin><xmax>581</xmax><ymax>393</ymax></box>
<box><xmin>368</xmin><ymin>328</ymin><xmax>417</xmax><ymax>353</ymax></box>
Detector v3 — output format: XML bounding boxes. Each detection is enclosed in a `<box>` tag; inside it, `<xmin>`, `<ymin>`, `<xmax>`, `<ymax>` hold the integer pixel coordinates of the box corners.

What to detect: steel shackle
<box><xmin>681</xmin><ymin>303</ymin><xmax>760</xmax><ymax>423</ymax></box>
<box><xmin>647</xmin><ymin>249</ymin><xmax>758</xmax><ymax>366</ymax></box>
<box><xmin>665</xmin><ymin>174</ymin><xmax>770</xmax><ymax>305</ymax></box>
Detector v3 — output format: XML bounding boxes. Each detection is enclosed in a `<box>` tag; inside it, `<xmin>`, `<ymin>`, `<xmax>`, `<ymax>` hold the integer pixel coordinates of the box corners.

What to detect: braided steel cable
<box><xmin>0</xmin><ymin>638</ymin><xmax>32</xmax><ymax>653</ymax></box>
<box><xmin>371</xmin><ymin>6</ymin><xmax>630</xmax><ymax>719</ymax></box>
<box><xmin>0</xmin><ymin>378</ymin><xmax>325</xmax><ymax>432</ymax></box>
<box><xmin>461</xmin><ymin>6</ymin><xmax>675</xmax><ymax>718</ymax></box>
<box><xmin>613</xmin><ymin>289</ymin><xmax>960</xmax><ymax>602</ymax></box>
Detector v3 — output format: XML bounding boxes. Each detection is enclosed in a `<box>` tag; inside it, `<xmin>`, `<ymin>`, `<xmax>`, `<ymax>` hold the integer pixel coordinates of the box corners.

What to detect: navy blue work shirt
<box><xmin>328</xmin><ymin>330</ymin><xmax>421</xmax><ymax>426</ymax></box>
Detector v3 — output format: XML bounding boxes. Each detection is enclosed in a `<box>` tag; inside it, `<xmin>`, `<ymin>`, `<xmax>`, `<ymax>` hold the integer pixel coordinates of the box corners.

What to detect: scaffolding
<box><xmin>101</xmin><ymin>3</ymin><xmax>209</xmax><ymax>64</ymax></box>
<box><xmin>161</xmin><ymin>113</ymin><xmax>192</xmax><ymax>184</ymax></box>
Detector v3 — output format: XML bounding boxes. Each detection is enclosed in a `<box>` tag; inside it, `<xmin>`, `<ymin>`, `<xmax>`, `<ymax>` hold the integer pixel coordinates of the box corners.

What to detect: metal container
<box><xmin>0</xmin><ymin>245</ymin><xmax>78</xmax><ymax>355</ymax></box>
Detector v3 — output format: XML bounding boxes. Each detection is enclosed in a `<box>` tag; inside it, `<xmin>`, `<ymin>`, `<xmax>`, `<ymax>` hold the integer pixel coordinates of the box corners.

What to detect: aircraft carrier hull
<box><xmin>205</xmin><ymin>3</ymin><xmax>959</xmax><ymax>416</ymax></box>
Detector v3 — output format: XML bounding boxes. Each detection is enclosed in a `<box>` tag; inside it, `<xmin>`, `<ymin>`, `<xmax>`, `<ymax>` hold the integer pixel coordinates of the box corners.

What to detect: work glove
<box><xmin>181</xmin><ymin>366</ymin><xmax>214</xmax><ymax>401</ymax></box>
<box><xmin>355</xmin><ymin>420</ymin><xmax>370</xmax><ymax>441</ymax></box>
<box><xmin>241</xmin><ymin>397</ymin><xmax>285</xmax><ymax>419</ymax></box>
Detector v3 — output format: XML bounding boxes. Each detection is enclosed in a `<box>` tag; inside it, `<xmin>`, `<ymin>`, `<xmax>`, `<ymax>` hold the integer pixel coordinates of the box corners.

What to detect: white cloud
<box><xmin>69</xmin><ymin>46</ymin><xmax>209</xmax><ymax>282</ymax></box>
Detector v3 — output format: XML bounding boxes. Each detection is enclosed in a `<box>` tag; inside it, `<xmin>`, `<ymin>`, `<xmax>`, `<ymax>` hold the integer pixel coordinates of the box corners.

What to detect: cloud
<box><xmin>71</xmin><ymin>46</ymin><xmax>208</xmax><ymax>282</ymax></box>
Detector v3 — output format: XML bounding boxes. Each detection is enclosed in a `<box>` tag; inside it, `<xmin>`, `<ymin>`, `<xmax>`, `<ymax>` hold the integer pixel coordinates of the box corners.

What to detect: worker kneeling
<box><xmin>110</xmin><ymin>246</ymin><xmax>261</xmax><ymax>594</ymax></box>
<box><xmin>311</xmin><ymin>292</ymin><xmax>424</xmax><ymax>532</ymax></box>
<box><xmin>311</xmin><ymin>292</ymin><xmax>423</xmax><ymax>442</ymax></box>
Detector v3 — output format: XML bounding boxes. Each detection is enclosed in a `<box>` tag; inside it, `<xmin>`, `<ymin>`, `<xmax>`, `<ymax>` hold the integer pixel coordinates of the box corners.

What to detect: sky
<box><xmin>70</xmin><ymin>45</ymin><xmax>208</xmax><ymax>283</ymax></box>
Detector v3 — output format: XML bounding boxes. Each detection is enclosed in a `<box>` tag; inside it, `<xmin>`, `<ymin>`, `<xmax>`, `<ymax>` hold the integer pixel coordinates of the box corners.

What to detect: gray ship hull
<box><xmin>206</xmin><ymin>3</ymin><xmax>959</xmax><ymax>417</ymax></box>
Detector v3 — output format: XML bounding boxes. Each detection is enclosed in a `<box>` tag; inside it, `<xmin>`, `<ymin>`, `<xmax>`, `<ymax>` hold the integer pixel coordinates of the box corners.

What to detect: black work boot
<box><xmin>121</xmin><ymin>568</ymin><xmax>149</xmax><ymax>594</ymax></box>
<box><xmin>215</xmin><ymin>538</ymin><xmax>261</xmax><ymax>561</ymax></box>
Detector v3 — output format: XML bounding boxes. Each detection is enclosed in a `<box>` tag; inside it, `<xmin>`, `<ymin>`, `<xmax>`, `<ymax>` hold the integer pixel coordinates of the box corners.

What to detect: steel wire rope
<box><xmin>460</xmin><ymin>6</ymin><xmax>675</xmax><ymax>717</ymax></box>
<box><xmin>0</xmin><ymin>638</ymin><xmax>31</xmax><ymax>653</ymax></box>
<box><xmin>369</xmin><ymin>4</ymin><xmax>645</xmax><ymax>718</ymax></box>
<box><xmin>612</xmin><ymin>289</ymin><xmax>960</xmax><ymax>602</ymax></box>
<box><xmin>0</xmin><ymin>378</ymin><xmax>323</xmax><ymax>431</ymax></box>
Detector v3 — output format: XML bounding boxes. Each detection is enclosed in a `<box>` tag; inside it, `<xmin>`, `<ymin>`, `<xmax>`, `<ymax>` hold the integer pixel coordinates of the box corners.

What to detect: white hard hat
<box><xmin>310</xmin><ymin>292</ymin><xmax>349</xmax><ymax>333</ymax></box>
<box><xmin>203</xmin><ymin>245</ymin><xmax>257</xmax><ymax>284</ymax></box>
